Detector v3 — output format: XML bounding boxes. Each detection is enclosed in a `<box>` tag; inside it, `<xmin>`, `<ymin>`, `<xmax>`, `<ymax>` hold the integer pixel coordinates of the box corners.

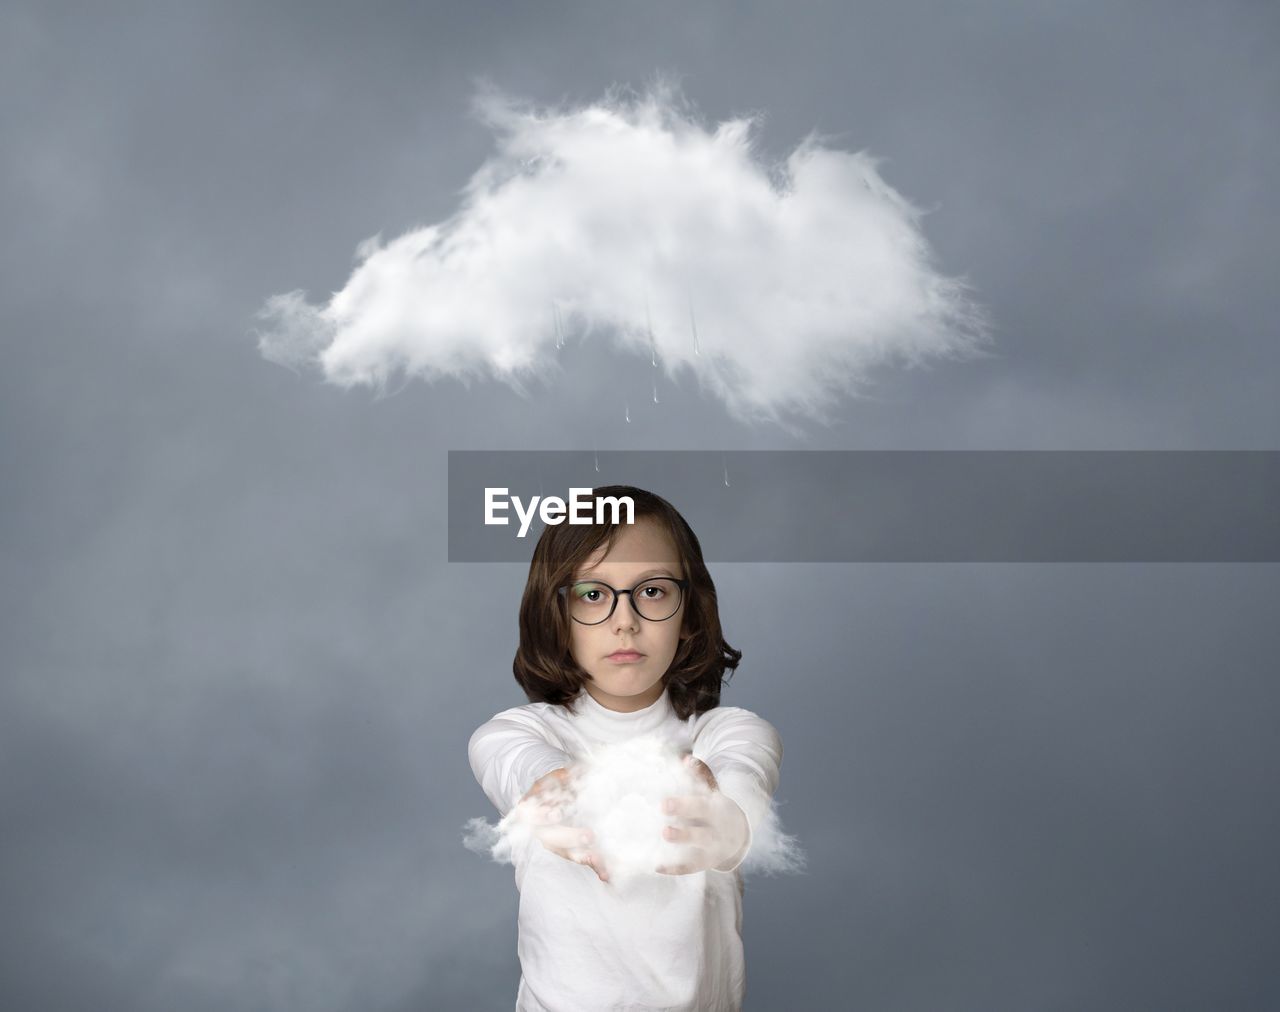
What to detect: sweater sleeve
<box><xmin>692</xmin><ymin>707</ymin><xmax>784</xmax><ymax>873</ymax></box>
<box><xmin>468</xmin><ymin>707</ymin><xmax>574</xmax><ymax>818</ymax></box>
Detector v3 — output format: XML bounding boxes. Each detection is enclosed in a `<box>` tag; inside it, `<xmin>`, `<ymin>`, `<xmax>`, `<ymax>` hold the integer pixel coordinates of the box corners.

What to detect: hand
<box><xmin>656</xmin><ymin>755</ymin><xmax>750</xmax><ymax>875</ymax></box>
<box><xmin>515</xmin><ymin>767</ymin><xmax>611</xmax><ymax>883</ymax></box>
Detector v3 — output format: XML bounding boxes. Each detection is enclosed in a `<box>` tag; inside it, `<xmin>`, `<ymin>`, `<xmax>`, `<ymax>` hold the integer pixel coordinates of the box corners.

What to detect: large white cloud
<box><xmin>256</xmin><ymin>82</ymin><xmax>990</xmax><ymax>427</ymax></box>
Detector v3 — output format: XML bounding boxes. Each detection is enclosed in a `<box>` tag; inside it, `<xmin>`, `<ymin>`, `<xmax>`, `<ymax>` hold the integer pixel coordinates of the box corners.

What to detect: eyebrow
<box><xmin>575</xmin><ymin>567</ymin><xmax>678</xmax><ymax>582</ymax></box>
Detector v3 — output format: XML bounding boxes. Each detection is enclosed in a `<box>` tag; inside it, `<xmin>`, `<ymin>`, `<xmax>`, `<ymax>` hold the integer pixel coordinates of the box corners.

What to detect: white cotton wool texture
<box><xmin>462</xmin><ymin>733</ymin><xmax>807</xmax><ymax>884</ymax></box>
<box><xmin>568</xmin><ymin>734</ymin><xmax>701</xmax><ymax>881</ymax></box>
<box><xmin>257</xmin><ymin>81</ymin><xmax>991</xmax><ymax>428</ymax></box>
<box><xmin>738</xmin><ymin>801</ymin><xmax>808</xmax><ymax>877</ymax></box>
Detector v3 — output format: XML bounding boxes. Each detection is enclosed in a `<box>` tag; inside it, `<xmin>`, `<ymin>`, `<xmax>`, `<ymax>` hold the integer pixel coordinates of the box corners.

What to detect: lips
<box><xmin>607</xmin><ymin>650</ymin><xmax>645</xmax><ymax>660</ymax></box>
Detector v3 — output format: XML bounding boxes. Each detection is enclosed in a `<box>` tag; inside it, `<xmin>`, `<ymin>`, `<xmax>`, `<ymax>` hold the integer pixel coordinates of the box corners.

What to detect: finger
<box><xmin>663</xmin><ymin>824</ymin><xmax>713</xmax><ymax>848</ymax></box>
<box><xmin>523</xmin><ymin>778</ymin><xmax>571</xmax><ymax>804</ymax></box>
<box><xmin>531</xmin><ymin>786</ymin><xmax>575</xmax><ymax>810</ymax></box>
<box><xmin>544</xmin><ymin>842</ymin><xmax>603</xmax><ymax>877</ymax></box>
<box><xmin>514</xmin><ymin>798</ymin><xmax>570</xmax><ymax>829</ymax></box>
<box><xmin>569</xmin><ymin>850</ymin><xmax>609</xmax><ymax>882</ymax></box>
<box><xmin>535</xmin><ymin>798</ymin><xmax>567</xmax><ymax>820</ymax></box>
<box><xmin>540</xmin><ymin>835</ymin><xmax>612</xmax><ymax>883</ymax></box>
<box><xmin>535</xmin><ymin>824</ymin><xmax>595</xmax><ymax>852</ymax></box>
<box><xmin>529</xmin><ymin>771</ymin><xmax>578</xmax><ymax>806</ymax></box>
<box><xmin>586</xmin><ymin>853</ymin><xmax>611</xmax><ymax>883</ymax></box>
<box><xmin>663</xmin><ymin>796</ymin><xmax>711</xmax><ymax>823</ymax></box>
<box><xmin>537</xmin><ymin>799</ymin><xmax>568</xmax><ymax>821</ymax></box>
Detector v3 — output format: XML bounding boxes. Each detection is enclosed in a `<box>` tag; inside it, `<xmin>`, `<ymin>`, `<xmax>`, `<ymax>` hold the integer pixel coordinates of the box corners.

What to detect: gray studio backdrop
<box><xmin>2</xmin><ymin>2</ymin><xmax>1277</xmax><ymax>1010</ymax></box>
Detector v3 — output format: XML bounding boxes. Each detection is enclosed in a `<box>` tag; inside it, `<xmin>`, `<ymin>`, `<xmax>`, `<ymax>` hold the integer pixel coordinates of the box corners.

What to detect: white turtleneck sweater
<box><xmin>468</xmin><ymin>686</ymin><xmax>783</xmax><ymax>1012</ymax></box>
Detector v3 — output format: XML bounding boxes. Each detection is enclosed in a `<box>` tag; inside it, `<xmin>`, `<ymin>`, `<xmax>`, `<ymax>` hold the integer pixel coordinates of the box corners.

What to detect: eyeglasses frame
<box><xmin>556</xmin><ymin>577</ymin><xmax>690</xmax><ymax>625</ymax></box>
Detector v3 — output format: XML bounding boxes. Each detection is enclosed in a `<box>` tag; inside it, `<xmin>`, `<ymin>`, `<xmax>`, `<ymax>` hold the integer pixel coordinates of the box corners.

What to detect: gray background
<box><xmin>2</xmin><ymin>1</ymin><xmax>1277</xmax><ymax>1009</ymax></box>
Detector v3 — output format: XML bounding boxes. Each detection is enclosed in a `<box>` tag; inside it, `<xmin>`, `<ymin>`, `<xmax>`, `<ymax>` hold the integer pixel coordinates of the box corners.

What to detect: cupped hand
<box><xmin>655</xmin><ymin>755</ymin><xmax>750</xmax><ymax>876</ymax></box>
<box><xmin>515</xmin><ymin>767</ymin><xmax>611</xmax><ymax>883</ymax></box>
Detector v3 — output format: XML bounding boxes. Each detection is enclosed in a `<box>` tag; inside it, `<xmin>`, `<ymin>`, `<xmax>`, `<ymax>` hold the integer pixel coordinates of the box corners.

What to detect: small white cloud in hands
<box><xmin>571</xmin><ymin>735</ymin><xmax>701</xmax><ymax>881</ymax></box>
<box><xmin>257</xmin><ymin>79</ymin><xmax>990</xmax><ymax>428</ymax></box>
<box><xmin>462</xmin><ymin>733</ymin><xmax>804</xmax><ymax>884</ymax></box>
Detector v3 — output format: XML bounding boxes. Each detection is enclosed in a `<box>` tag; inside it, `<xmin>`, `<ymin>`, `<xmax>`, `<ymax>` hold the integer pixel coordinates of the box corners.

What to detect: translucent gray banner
<box><xmin>447</xmin><ymin>451</ymin><xmax>1280</xmax><ymax>562</ymax></box>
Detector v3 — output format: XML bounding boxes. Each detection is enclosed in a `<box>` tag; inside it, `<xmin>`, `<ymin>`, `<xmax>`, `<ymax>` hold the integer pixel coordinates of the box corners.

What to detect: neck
<box><xmin>584</xmin><ymin>680</ymin><xmax>665</xmax><ymax>713</ymax></box>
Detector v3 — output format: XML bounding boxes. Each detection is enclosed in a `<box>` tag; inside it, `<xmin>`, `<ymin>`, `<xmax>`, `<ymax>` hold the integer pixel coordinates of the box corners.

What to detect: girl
<box><xmin>468</xmin><ymin>485</ymin><xmax>784</xmax><ymax>1012</ymax></box>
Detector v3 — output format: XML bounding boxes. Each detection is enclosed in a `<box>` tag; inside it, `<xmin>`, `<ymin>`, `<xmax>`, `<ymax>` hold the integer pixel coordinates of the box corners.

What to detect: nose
<box><xmin>611</xmin><ymin>592</ymin><xmax>641</xmax><ymax>632</ymax></box>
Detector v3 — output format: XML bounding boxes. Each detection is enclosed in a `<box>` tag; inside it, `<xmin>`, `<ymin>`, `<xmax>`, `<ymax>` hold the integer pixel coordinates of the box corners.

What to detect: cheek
<box><xmin>567</xmin><ymin>626</ymin><xmax>592</xmax><ymax>665</ymax></box>
<box><xmin>659</xmin><ymin>622</ymin><xmax>685</xmax><ymax>656</ymax></box>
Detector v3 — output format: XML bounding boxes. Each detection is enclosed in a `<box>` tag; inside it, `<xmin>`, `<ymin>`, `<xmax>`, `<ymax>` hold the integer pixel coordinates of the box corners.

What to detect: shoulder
<box><xmin>692</xmin><ymin>703</ymin><xmax>774</xmax><ymax>729</ymax></box>
<box><xmin>473</xmin><ymin>700</ymin><xmax>555</xmax><ymax>728</ymax></box>
<box><xmin>484</xmin><ymin>700</ymin><xmax>557</xmax><ymax>722</ymax></box>
<box><xmin>469</xmin><ymin>700</ymin><xmax>571</xmax><ymax>742</ymax></box>
<box><xmin>691</xmin><ymin>704</ymin><xmax>782</xmax><ymax>747</ymax></box>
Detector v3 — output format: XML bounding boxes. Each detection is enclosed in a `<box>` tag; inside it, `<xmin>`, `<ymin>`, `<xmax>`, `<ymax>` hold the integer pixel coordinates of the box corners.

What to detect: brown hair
<box><xmin>512</xmin><ymin>485</ymin><xmax>742</xmax><ymax>720</ymax></box>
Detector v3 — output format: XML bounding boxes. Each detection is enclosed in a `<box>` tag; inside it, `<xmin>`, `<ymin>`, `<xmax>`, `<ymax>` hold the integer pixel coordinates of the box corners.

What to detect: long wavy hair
<box><xmin>513</xmin><ymin>485</ymin><xmax>742</xmax><ymax>720</ymax></box>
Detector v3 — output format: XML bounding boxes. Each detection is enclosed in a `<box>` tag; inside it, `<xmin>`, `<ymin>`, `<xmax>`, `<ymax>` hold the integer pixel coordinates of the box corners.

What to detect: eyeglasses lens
<box><xmin>565</xmin><ymin>579</ymin><xmax>682</xmax><ymax>624</ymax></box>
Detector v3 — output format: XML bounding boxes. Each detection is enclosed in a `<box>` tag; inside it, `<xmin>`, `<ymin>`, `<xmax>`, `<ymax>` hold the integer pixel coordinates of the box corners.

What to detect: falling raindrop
<box><xmin>553</xmin><ymin>303</ymin><xmax>566</xmax><ymax>350</ymax></box>
<box><xmin>645</xmin><ymin>294</ymin><xmax>657</xmax><ymax>367</ymax></box>
<box><xmin>624</xmin><ymin>399</ymin><xmax>631</xmax><ymax>424</ymax></box>
<box><xmin>689</xmin><ymin>300</ymin><xmax>700</xmax><ymax>357</ymax></box>
<box><xmin>652</xmin><ymin>376</ymin><xmax>659</xmax><ymax>405</ymax></box>
<box><xmin>593</xmin><ymin>449</ymin><xmax>600</xmax><ymax>473</ymax></box>
<box><xmin>722</xmin><ymin>454</ymin><xmax>731</xmax><ymax>488</ymax></box>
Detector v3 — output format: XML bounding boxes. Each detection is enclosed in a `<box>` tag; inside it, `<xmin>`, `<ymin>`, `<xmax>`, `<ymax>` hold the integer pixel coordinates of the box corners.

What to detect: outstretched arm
<box><xmin>656</xmin><ymin>755</ymin><xmax>752</xmax><ymax>874</ymax></box>
<box><xmin>468</xmin><ymin>715</ymin><xmax>612</xmax><ymax>882</ymax></box>
<box><xmin>670</xmin><ymin>708</ymin><xmax>784</xmax><ymax>874</ymax></box>
<box><xmin>467</xmin><ymin>708</ymin><xmax>572</xmax><ymax>818</ymax></box>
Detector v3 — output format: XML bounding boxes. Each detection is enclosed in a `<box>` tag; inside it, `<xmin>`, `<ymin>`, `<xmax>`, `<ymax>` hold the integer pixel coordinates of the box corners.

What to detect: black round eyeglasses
<box><xmin>557</xmin><ymin>577</ymin><xmax>689</xmax><ymax>625</ymax></box>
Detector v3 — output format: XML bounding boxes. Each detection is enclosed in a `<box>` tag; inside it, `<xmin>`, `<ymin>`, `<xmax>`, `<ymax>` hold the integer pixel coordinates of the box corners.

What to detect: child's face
<box><xmin>567</xmin><ymin>516</ymin><xmax>691</xmax><ymax>713</ymax></box>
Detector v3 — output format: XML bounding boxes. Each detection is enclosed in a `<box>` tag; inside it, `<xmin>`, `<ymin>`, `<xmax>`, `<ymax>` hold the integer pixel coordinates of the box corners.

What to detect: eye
<box><xmin>572</xmin><ymin>582</ymin><xmax>607</xmax><ymax>603</ymax></box>
<box><xmin>638</xmin><ymin>583</ymin><xmax>666</xmax><ymax>599</ymax></box>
